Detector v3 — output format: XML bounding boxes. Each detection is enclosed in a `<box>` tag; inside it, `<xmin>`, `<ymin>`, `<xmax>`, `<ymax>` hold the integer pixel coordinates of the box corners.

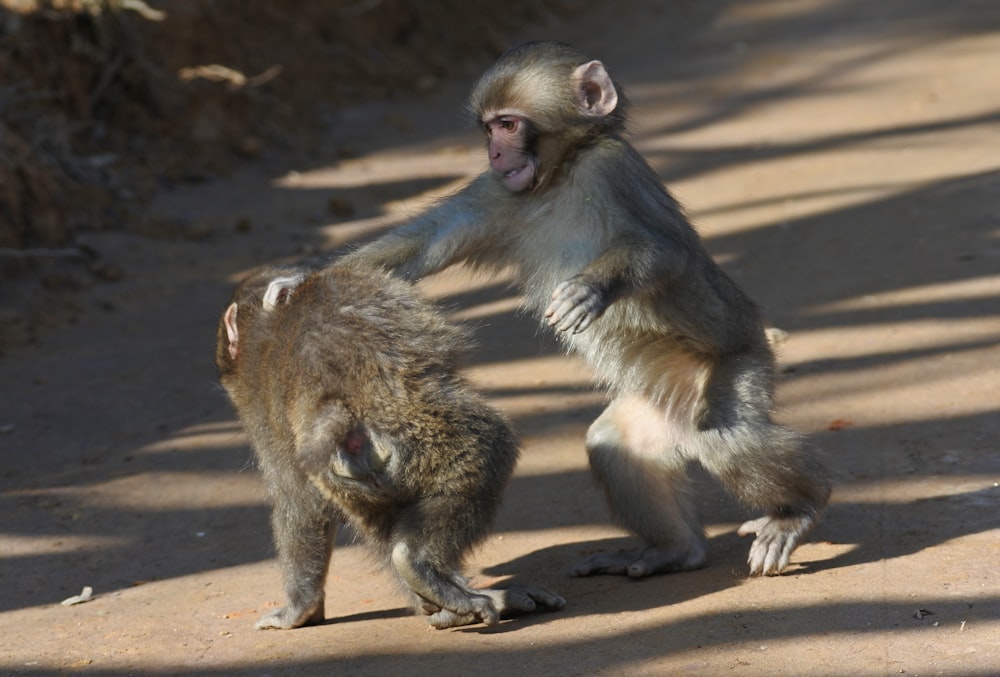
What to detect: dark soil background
<box><xmin>0</xmin><ymin>0</ymin><xmax>582</xmax><ymax>347</ymax></box>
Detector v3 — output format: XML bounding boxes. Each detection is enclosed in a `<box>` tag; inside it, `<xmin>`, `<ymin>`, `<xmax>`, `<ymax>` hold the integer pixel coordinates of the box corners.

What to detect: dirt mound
<box><xmin>0</xmin><ymin>0</ymin><xmax>576</xmax><ymax>258</ymax></box>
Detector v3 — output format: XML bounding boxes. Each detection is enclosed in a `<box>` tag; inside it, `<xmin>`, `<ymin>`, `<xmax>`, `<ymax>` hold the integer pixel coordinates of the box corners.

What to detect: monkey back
<box><xmin>217</xmin><ymin>263</ymin><xmax>519</xmax><ymax>546</ymax></box>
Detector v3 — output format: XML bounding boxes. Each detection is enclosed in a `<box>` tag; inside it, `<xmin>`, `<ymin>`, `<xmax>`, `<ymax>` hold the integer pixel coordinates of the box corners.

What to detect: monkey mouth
<box><xmin>499</xmin><ymin>161</ymin><xmax>536</xmax><ymax>192</ymax></box>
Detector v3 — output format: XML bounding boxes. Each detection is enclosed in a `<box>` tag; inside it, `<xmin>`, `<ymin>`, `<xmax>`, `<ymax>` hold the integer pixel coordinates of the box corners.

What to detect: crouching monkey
<box><xmin>216</xmin><ymin>264</ymin><xmax>566</xmax><ymax>628</ymax></box>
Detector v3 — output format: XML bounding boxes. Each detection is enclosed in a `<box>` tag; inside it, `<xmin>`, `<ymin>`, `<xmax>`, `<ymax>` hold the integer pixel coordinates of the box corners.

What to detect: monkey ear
<box><xmin>223</xmin><ymin>302</ymin><xmax>240</xmax><ymax>361</ymax></box>
<box><xmin>573</xmin><ymin>60</ymin><xmax>618</xmax><ymax>117</ymax></box>
<box><xmin>262</xmin><ymin>273</ymin><xmax>306</xmax><ymax>311</ymax></box>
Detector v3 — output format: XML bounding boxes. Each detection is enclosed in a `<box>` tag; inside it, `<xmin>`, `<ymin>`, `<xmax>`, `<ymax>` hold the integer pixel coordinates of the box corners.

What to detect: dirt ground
<box><xmin>2</xmin><ymin>0</ymin><xmax>999</xmax><ymax>675</ymax></box>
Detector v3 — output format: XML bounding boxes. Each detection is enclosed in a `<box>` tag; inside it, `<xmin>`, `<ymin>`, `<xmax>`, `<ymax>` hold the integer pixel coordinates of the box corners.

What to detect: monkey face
<box><xmin>484</xmin><ymin>114</ymin><xmax>537</xmax><ymax>192</ymax></box>
<box><xmin>471</xmin><ymin>43</ymin><xmax>622</xmax><ymax>195</ymax></box>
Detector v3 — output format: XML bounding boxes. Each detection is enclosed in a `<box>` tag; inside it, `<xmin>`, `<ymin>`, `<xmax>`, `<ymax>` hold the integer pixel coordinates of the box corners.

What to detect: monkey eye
<box><xmin>486</xmin><ymin>116</ymin><xmax>519</xmax><ymax>135</ymax></box>
<box><xmin>498</xmin><ymin>116</ymin><xmax>519</xmax><ymax>132</ymax></box>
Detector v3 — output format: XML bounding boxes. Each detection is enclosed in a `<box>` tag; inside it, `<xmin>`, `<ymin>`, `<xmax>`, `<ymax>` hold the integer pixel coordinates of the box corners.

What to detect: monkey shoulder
<box><xmin>554</xmin><ymin>139</ymin><xmax>688</xmax><ymax>238</ymax></box>
<box><xmin>573</xmin><ymin>137</ymin><xmax>663</xmax><ymax>189</ymax></box>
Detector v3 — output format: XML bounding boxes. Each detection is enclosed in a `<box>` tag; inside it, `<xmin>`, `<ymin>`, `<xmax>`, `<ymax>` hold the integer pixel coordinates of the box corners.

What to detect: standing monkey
<box><xmin>216</xmin><ymin>264</ymin><xmax>565</xmax><ymax>629</ymax></box>
<box><xmin>338</xmin><ymin>41</ymin><xmax>831</xmax><ymax>578</ymax></box>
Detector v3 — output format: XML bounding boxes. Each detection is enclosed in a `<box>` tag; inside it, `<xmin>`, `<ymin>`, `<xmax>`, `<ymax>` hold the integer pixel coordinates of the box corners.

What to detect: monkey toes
<box><xmin>422</xmin><ymin>585</ymin><xmax>566</xmax><ymax>629</ymax></box>
<box><xmin>254</xmin><ymin>602</ymin><xmax>325</xmax><ymax>630</ymax></box>
<box><xmin>738</xmin><ymin>514</ymin><xmax>816</xmax><ymax>575</ymax></box>
<box><xmin>423</xmin><ymin>595</ymin><xmax>500</xmax><ymax>629</ymax></box>
<box><xmin>494</xmin><ymin>584</ymin><xmax>567</xmax><ymax>615</ymax></box>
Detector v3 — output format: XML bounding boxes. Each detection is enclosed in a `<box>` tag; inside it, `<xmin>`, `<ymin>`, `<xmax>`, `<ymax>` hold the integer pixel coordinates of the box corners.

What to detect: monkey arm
<box><xmin>545</xmin><ymin>230</ymin><xmax>681</xmax><ymax>334</ymax></box>
<box><xmin>340</xmin><ymin>175</ymin><xmax>501</xmax><ymax>280</ymax></box>
<box><xmin>339</xmin><ymin>228</ymin><xmax>429</xmax><ymax>279</ymax></box>
<box><xmin>544</xmin><ymin>140</ymin><xmax>697</xmax><ymax>334</ymax></box>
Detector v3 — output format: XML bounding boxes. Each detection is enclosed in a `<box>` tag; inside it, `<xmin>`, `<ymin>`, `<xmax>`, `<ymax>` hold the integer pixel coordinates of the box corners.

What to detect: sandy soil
<box><xmin>1</xmin><ymin>1</ymin><xmax>998</xmax><ymax>675</ymax></box>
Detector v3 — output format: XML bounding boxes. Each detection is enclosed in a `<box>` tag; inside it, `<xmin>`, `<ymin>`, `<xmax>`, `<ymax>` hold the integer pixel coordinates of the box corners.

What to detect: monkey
<box><xmin>215</xmin><ymin>263</ymin><xmax>566</xmax><ymax>629</ymax></box>
<box><xmin>335</xmin><ymin>41</ymin><xmax>832</xmax><ymax>578</ymax></box>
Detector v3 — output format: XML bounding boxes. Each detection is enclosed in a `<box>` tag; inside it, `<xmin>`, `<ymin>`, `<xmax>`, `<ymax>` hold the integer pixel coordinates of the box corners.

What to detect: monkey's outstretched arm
<box><xmin>339</xmin><ymin>227</ymin><xmax>429</xmax><ymax>279</ymax></box>
<box><xmin>340</xmin><ymin>176</ymin><xmax>498</xmax><ymax>280</ymax></box>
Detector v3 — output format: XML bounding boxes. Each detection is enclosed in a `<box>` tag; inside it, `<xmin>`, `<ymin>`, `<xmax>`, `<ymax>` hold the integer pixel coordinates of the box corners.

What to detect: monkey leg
<box><xmin>392</xmin><ymin>541</ymin><xmax>565</xmax><ymax>628</ymax></box>
<box><xmin>391</xmin><ymin>541</ymin><xmax>500</xmax><ymax>626</ymax></box>
<box><xmin>572</xmin><ymin>396</ymin><xmax>709</xmax><ymax>579</ymax></box>
<box><xmin>693</xmin><ymin>406</ymin><xmax>831</xmax><ymax>576</ymax></box>
<box><xmin>255</xmin><ymin>479</ymin><xmax>339</xmax><ymax>630</ymax></box>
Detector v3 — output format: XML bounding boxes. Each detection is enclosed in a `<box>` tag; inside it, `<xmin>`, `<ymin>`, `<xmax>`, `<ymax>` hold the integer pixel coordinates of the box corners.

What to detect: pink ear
<box><xmin>573</xmin><ymin>60</ymin><xmax>618</xmax><ymax>117</ymax></box>
<box><xmin>223</xmin><ymin>303</ymin><xmax>239</xmax><ymax>360</ymax></box>
<box><xmin>262</xmin><ymin>273</ymin><xmax>305</xmax><ymax>310</ymax></box>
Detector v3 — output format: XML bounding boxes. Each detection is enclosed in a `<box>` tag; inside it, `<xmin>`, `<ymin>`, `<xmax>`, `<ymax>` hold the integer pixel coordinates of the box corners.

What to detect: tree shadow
<box><xmin>5</xmin><ymin>593</ymin><xmax>996</xmax><ymax>675</ymax></box>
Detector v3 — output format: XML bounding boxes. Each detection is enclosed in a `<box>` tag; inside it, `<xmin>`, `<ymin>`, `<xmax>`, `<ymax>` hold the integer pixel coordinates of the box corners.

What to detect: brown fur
<box><xmin>217</xmin><ymin>263</ymin><xmax>564</xmax><ymax>629</ymax></box>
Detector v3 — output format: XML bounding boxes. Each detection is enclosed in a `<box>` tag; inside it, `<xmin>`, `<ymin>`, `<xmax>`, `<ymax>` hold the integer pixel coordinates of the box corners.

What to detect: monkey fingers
<box><xmin>484</xmin><ymin>584</ymin><xmax>567</xmax><ymax>616</ymax></box>
<box><xmin>425</xmin><ymin>608</ymin><xmax>481</xmax><ymax>629</ymax></box>
<box><xmin>422</xmin><ymin>594</ymin><xmax>500</xmax><ymax>629</ymax></box>
<box><xmin>419</xmin><ymin>584</ymin><xmax>565</xmax><ymax>628</ymax></box>
<box><xmin>545</xmin><ymin>279</ymin><xmax>608</xmax><ymax>334</ymax></box>
<box><xmin>570</xmin><ymin>545</ymin><xmax>708</xmax><ymax>579</ymax></box>
<box><xmin>429</xmin><ymin>585</ymin><xmax>567</xmax><ymax>628</ymax></box>
<box><xmin>737</xmin><ymin>513</ymin><xmax>815</xmax><ymax>576</ymax></box>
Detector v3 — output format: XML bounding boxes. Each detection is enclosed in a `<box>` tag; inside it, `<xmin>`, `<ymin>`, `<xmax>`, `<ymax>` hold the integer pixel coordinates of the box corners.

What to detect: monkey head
<box><xmin>215</xmin><ymin>268</ymin><xmax>306</xmax><ymax>374</ymax></box>
<box><xmin>468</xmin><ymin>41</ymin><xmax>627</xmax><ymax>193</ymax></box>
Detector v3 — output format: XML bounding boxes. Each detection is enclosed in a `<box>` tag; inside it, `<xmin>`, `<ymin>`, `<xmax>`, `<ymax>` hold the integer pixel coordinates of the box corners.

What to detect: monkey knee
<box><xmin>585</xmin><ymin>415</ymin><xmax>627</xmax><ymax>469</ymax></box>
<box><xmin>390</xmin><ymin>541</ymin><xmax>417</xmax><ymax>578</ymax></box>
<box><xmin>585</xmin><ymin>413</ymin><xmax>620</xmax><ymax>449</ymax></box>
<box><xmin>584</xmin><ymin>437</ymin><xmax>615</xmax><ymax>470</ymax></box>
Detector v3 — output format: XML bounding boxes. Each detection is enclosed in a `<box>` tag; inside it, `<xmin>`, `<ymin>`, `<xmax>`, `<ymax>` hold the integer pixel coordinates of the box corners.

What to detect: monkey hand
<box><xmin>545</xmin><ymin>278</ymin><xmax>609</xmax><ymax>334</ymax></box>
<box><xmin>738</xmin><ymin>512</ymin><xmax>818</xmax><ymax>576</ymax></box>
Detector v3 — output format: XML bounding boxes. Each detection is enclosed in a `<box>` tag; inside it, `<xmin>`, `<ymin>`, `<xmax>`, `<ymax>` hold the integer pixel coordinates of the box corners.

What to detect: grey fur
<box><xmin>338</xmin><ymin>41</ymin><xmax>831</xmax><ymax>579</ymax></box>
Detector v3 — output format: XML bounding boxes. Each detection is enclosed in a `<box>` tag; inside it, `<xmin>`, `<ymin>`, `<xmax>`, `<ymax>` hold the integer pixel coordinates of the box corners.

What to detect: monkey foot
<box><xmin>254</xmin><ymin>601</ymin><xmax>325</xmax><ymax>630</ymax></box>
<box><xmin>424</xmin><ymin>597</ymin><xmax>498</xmax><ymax>629</ymax></box>
<box><xmin>738</xmin><ymin>513</ymin><xmax>817</xmax><ymax>576</ymax></box>
<box><xmin>570</xmin><ymin>544</ymin><xmax>707</xmax><ymax>579</ymax></box>
<box><xmin>422</xmin><ymin>585</ymin><xmax>566</xmax><ymax>629</ymax></box>
<box><xmin>491</xmin><ymin>584</ymin><xmax>567</xmax><ymax>616</ymax></box>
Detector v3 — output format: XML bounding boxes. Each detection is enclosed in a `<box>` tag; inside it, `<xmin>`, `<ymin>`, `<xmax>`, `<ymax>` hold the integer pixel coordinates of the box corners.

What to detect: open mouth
<box><xmin>500</xmin><ymin>161</ymin><xmax>535</xmax><ymax>191</ymax></box>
